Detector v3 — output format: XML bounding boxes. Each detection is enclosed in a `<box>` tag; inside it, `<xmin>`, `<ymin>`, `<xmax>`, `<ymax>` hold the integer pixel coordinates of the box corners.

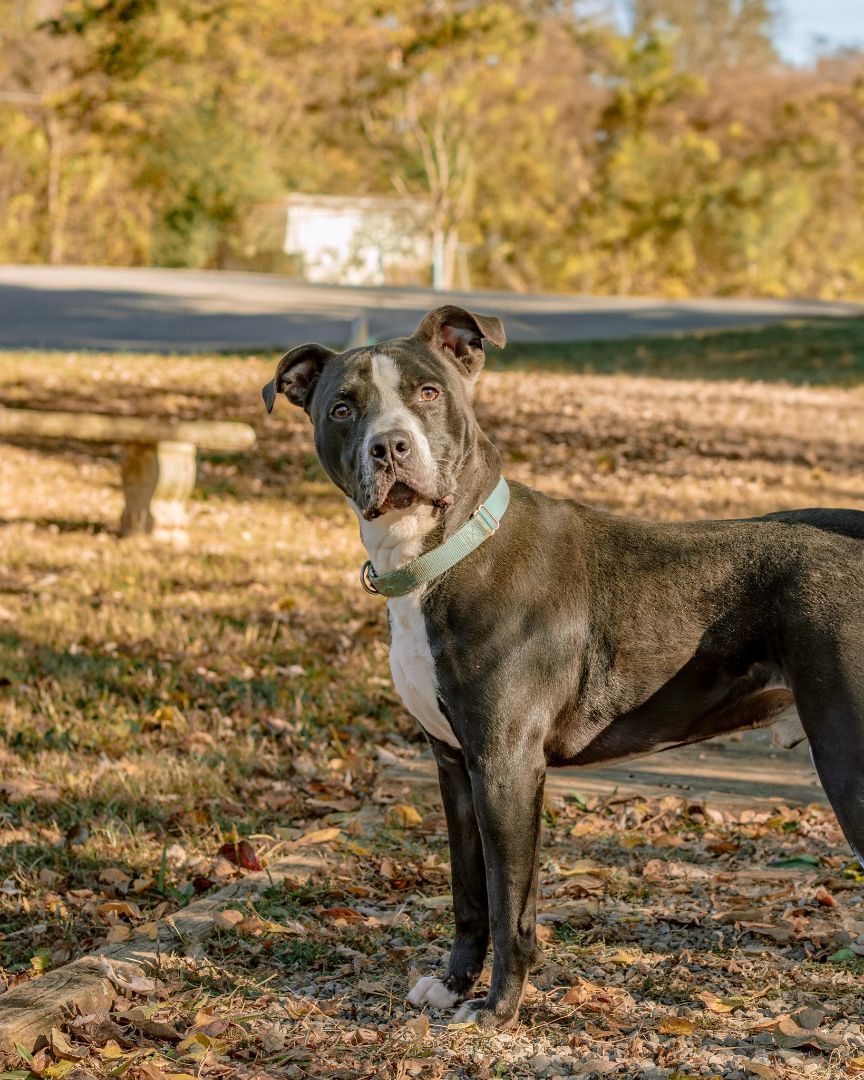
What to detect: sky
<box><xmin>776</xmin><ymin>0</ymin><xmax>863</xmax><ymax>65</ymax></box>
<box><xmin>587</xmin><ymin>1</ymin><xmax>864</xmax><ymax>66</ymax></box>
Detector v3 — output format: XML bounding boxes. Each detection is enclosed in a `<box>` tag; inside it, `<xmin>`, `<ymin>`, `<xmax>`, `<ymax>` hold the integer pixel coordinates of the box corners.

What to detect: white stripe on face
<box><xmin>366</xmin><ymin>353</ymin><xmax>435</xmax><ymax>476</ymax></box>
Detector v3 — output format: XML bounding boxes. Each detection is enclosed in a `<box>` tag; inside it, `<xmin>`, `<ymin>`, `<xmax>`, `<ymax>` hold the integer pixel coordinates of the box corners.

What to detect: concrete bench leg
<box><xmin>120</xmin><ymin>440</ymin><xmax>196</xmax><ymax>543</ymax></box>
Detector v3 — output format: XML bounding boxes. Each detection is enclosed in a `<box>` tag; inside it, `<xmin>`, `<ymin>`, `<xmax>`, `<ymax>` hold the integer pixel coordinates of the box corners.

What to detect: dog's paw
<box><xmin>406</xmin><ymin>975</ymin><xmax>461</xmax><ymax>1009</ymax></box>
<box><xmin>450</xmin><ymin>998</ymin><xmax>513</xmax><ymax>1029</ymax></box>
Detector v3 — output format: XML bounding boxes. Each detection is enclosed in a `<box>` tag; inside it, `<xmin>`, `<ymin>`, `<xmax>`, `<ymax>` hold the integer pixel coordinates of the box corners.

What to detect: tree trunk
<box><xmin>45</xmin><ymin>112</ymin><xmax>66</xmax><ymax>265</ymax></box>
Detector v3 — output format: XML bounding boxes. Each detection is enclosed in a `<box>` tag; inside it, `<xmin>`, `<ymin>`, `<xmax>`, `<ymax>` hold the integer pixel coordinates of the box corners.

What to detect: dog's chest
<box><xmin>388</xmin><ymin>595</ymin><xmax>459</xmax><ymax>749</ymax></box>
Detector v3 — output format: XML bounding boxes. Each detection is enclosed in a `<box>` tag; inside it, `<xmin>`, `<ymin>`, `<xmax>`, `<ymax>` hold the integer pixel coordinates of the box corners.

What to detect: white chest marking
<box><xmin>354</xmin><ymin>502</ymin><xmax>460</xmax><ymax>749</ymax></box>
<box><xmin>388</xmin><ymin>592</ymin><xmax>459</xmax><ymax>749</ymax></box>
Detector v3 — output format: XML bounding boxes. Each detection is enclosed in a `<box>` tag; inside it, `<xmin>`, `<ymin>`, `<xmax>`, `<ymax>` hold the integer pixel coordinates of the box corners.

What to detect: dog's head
<box><xmin>262</xmin><ymin>305</ymin><xmax>505</xmax><ymax>520</ymax></box>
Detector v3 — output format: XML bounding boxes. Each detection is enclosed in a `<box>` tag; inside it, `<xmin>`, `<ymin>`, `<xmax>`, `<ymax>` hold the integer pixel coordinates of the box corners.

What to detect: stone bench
<box><xmin>0</xmin><ymin>408</ymin><xmax>256</xmax><ymax>543</ymax></box>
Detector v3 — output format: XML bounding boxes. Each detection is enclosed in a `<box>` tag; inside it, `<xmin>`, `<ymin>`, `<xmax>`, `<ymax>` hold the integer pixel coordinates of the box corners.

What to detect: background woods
<box><xmin>2</xmin><ymin>0</ymin><xmax>864</xmax><ymax>298</ymax></box>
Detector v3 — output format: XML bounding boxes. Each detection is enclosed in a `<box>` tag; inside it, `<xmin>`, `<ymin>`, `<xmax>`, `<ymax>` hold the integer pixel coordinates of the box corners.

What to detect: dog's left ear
<box><xmin>262</xmin><ymin>343</ymin><xmax>336</xmax><ymax>413</ymax></box>
<box><xmin>414</xmin><ymin>305</ymin><xmax>506</xmax><ymax>378</ymax></box>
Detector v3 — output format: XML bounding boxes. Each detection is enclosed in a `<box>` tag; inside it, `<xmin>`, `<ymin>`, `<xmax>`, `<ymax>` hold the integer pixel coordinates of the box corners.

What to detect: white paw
<box><xmin>451</xmin><ymin>1001</ymin><xmax>480</xmax><ymax>1024</ymax></box>
<box><xmin>406</xmin><ymin>975</ymin><xmax>460</xmax><ymax>1009</ymax></box>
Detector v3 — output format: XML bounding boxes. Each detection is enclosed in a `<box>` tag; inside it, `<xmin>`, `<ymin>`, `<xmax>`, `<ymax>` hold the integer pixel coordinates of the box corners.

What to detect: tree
<box><xmin>631</xmin><ymin>0</ymin><xmax>778</xmax><ymax>72</ymax></box>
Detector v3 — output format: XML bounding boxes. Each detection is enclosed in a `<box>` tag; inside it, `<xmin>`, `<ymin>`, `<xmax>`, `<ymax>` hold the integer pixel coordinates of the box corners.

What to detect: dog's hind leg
<box><xmin>794</xmin><ymin>664</ymin><xmax>864</xmax><ymax>870</ymax></box>
<box><xmin>407</xmin><ymin>739</ymin><xmax>489</xmax><ymax>1010</ymax></box>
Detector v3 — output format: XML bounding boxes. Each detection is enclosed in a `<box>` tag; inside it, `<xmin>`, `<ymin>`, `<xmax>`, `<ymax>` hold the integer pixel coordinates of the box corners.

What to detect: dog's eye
<box><xmin>330</xmin><ymin>403</ymin><xmax>352</xmax><ymax>420</ymax></box>
<box><xmin>418</xmin><ymin>386</ymin><xmax>440</xmax><ymax>402</ymax></box>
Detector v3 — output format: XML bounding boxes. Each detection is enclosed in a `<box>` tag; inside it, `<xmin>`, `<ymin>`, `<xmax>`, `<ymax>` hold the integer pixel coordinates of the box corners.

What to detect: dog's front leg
<box><xmin>452</xmin><ymin>745</ymin><xmax>546</xmax><ymax>1029</ymax></box>
<box><xmin>408</xmin><ymin>739</ymin><xmax>489</xmax><ymax>1010</ymax></box>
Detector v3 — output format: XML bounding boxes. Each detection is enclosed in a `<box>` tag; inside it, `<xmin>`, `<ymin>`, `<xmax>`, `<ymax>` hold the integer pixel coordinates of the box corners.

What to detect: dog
<box><xmin>263</xmin><ymin>305</ymin><xmax>864</xmax><ymax>1029</ymax></box>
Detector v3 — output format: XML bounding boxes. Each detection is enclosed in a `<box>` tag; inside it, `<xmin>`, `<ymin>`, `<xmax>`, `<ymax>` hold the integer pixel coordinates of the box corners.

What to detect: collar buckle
<box><xmin>471</xmin><ymin>501</ymin><xmax>500</xmax><ymax>536</ymax></box>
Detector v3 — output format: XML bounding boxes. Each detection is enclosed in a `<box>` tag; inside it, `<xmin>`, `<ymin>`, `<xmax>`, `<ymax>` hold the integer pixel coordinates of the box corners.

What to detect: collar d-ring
<box><xmin>360</xmin><ymin>559</ymin><xmax>380</xmax><ymax>594</ymax></box>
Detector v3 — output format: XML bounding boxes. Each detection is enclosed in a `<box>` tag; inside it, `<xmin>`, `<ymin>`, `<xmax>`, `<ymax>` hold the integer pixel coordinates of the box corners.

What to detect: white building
<box><xmin>283</xmin><ymin>194</ymin><xmax>432</xmax><ymax>286</ymax></box>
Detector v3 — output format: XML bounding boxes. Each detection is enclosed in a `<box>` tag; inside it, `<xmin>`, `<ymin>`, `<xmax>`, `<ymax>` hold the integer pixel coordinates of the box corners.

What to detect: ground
<box><xmin>0</xmin><ymin>320</ymin><xmax>863</xmax><ymax>1079</ymax></box>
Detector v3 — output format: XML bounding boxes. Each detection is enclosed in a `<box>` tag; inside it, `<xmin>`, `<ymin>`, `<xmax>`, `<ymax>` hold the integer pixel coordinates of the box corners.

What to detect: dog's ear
<box><xmin>262</xmin><ymin>344</ymin><xmax>336</xmax><ymax>413</ymax></box>
<box><xmin>414</xmin><ymin>305</ymin><xmax>506</xmax><ymax>378</ymax></box>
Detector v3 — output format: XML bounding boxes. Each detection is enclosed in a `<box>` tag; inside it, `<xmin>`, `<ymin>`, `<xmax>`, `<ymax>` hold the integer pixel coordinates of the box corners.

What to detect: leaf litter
<box><xmin>0</xmin><ymin>350</ymin><xmax>862</xmax><ymax>1076</ymax></box>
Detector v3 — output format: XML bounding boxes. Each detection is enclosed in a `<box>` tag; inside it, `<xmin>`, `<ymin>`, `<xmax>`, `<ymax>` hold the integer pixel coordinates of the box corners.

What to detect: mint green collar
<box><xmin>361</xmin><ymin>477</ymin><xmax>510</xmax><ymax>598</ymax></box>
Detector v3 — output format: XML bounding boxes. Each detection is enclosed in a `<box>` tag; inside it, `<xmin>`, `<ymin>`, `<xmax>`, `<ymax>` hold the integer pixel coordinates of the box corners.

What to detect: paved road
<box><xmin>388</xmin><ymin>729</ymin><xmax>826</xmax><ymax>814</ymax></box>
<box><xmin>1</xmin><ymin>265</ymin><xmax>862</xmax><ymax>351</ymax></box>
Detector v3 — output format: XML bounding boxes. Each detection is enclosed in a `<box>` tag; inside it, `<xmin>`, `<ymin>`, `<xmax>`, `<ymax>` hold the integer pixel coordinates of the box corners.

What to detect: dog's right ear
<box><xmin>262</xmin><ymin>344</ymin><xmax>336</xmax><ymax>413</ymax></box>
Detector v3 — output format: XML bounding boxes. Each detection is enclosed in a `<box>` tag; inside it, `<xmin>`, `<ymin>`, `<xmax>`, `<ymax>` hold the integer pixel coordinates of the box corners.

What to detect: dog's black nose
<box><xmin>369</xmin><ymin>430</ymin><xmax>412</xmax><ymax>462</ymax></box>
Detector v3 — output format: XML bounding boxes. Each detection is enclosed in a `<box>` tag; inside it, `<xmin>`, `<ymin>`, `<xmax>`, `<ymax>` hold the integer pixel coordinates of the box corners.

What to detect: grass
<box><xmin>0</xmin><ymin>318</ymin><xmax>862</xmax><ymax>1076</ymax></box>
<box><xmin>494</xmin><ymin>316</ymin><xmax>864</xmax><ymax>383</ymax></box>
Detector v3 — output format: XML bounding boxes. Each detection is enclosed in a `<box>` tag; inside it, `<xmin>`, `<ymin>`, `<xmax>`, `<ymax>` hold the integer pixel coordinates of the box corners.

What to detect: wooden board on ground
<box><xmin>0</xmin><ymin>851</ymin><xmax>328</xmax><ymax>1056</ymax></box>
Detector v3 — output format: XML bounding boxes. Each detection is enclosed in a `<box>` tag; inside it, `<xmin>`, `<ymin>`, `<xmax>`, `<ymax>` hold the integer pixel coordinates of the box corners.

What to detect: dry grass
<box><xmin>0</xmin><ymin>336</ymin><xmax>862</xmax><ymax>1078</ymax></box>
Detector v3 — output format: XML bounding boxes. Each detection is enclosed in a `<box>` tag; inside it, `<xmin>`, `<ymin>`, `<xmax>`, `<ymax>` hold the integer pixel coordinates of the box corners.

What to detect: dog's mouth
<box><xmin>361</xmin><ymin>479</ymin><xmax>453</xmax><ymax>521</ymax></box>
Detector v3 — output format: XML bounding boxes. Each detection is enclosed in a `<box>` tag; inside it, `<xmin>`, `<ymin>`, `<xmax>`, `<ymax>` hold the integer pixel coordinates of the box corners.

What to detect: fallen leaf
<box><xmin>293</xmin><ymin>827</ymin><xmax>341</xmax><ymax>847</ymax></box>
<box><xmin>405</xmin><ymin>1014</ymin><xmax>429</xmax><ymax>1041</ymax></box>
<box><xmin>99</xmin><ymin>956</ymin><xmax>160</xmax><ymax>995</ymax></box>
<box><xmin>561</xmin><ymin>978</ymin><xmax>634</xmax><ymax>1014</ymax></box>
<box><xmin>697</xmin><ymin>990</ymin><xmax>734</xmax><ymax>1014</ymax></box>
<box><xmin>829</xmin><ymin>947</ymin><xmax>856</xmax><ymax>963</ymax></box>
<box><xmin>814</xmin><ymin>886</ymin><xmax>837</xmax><ymax>908</ymax></box>
<box><xmin>744</xmin><ymin>1062</ymin><xmax>776</xmax><ymax>1079</ymax></box>
<box><xmin>607</xmin><ymin>948</ymin><xmax>642</xmax><ymax>966</ymax></box>
<box><xmin>658</xmin><ymin>1016</ymin><xmax>695</xmax><ymax>1036</ymax></box>
<box><xmin>389</xmin><ymin>803</ymin><xmax>423</xmax><ymax>827</ymax></box>
<box><xmin>792</xmin><ymin>1006</ymin><xmax>824</xmax><ymax>1031</ymax></box>
<box><xmin>98</xmin><ymin>901</ymin><xmax>141</xmax><ymax>921</ymax></box>
<box><xmin>216</xmin><ymin>839</ymin><xmax>263</xmax><ymax>870</ymax></box>
<box><xmin>379</xmin><ymin>857</ymin><xmax>398</xmax><ymax>879</ymax></box>
<box><xmin>320</xmin><ymin>906</ymin><xmax>364</xmax><ymax>923</ymax></box>
<box><xmin>259</xmin><ymin>1021</ymin><xmax>288</xmax><ymax>1053</ymax></box>
<box><xmin>643</xmin><ymin>859</ymin><xmax>710</xmax><ymax>881</ymax></box>
<box><xmin>211</xmin><ymin>909</ymin><xmax>245</xmax><ymax>929</ymax></box>
<box><xmin>767</xmin><ymin>854</ymin><xmax>820</xmax><ymax>869</ymax></box>
<box><xmin>99</xmin><ymin>868</ymin><xmax>131</xmax><ymax>889</ymax></box>
<box><xmin>30</xmin><ymin>1047</ymin><xmax>51</xmax><ymax>1074</ymax></box>
<box><xmin>49</xmin><ymin>1028</ymin><xmax>84</xmax><ymax>1061</ymax></box>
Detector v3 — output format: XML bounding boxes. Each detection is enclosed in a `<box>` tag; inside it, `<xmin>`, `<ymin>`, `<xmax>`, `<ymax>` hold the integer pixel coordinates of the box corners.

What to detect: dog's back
<box><xmin>760</xmin><ymin>507</ymin><xmax>864</xmax><ymax>540</ymax></box>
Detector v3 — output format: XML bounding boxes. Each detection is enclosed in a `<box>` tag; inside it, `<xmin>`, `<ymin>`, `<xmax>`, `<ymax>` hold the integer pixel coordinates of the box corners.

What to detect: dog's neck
<box><xmin>353</xmin><ymin>431</ymin><xmax>501</xmax><ymax>575</ymax></box>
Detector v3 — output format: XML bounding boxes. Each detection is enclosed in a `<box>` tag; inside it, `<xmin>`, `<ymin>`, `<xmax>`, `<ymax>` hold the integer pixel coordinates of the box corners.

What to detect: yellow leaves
<box><xmin>607</xmin><ymin>948</ymin><xmax>642</xmax><ymax>966</ymax></box>
<box><xmin>389</xmin><ymin>802</ymin><xmax>423</xmax><ymax>827</ymax></box>
<box><xmin>144</xmin><ymin>705</ymin><xmax>188</xmax><ymax>734</ymax></box>
<box><xmin>658</xmin><ymin>1016</ymin><xmax>696</xmax><ymax>1036</ymax></box>
<box><xmin>696</xmin><ymin>990</ymin><xmax>743</xmax><ymax>1014</ymax></box>
<box><xmin>293</xmin><ymin>826</ymin><xmax>342</xmax><ymax>847</ymax></box>
<box><xmin>405</xmin><ymin>1014</ymin><xmax>429</xmax><ymax>1042</ymax></box>
<box><xmin>176</xmin><ymin>1030</ymin><xmax>229</xmax><ymax>1060</ymax></box>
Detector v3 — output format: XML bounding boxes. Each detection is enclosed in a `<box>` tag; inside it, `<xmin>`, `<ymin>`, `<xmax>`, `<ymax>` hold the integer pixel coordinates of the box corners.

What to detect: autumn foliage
<box><xmin>1</xmin><ymin>0</ymin><xmax>864</xmax><ymax>297</ymax></box>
